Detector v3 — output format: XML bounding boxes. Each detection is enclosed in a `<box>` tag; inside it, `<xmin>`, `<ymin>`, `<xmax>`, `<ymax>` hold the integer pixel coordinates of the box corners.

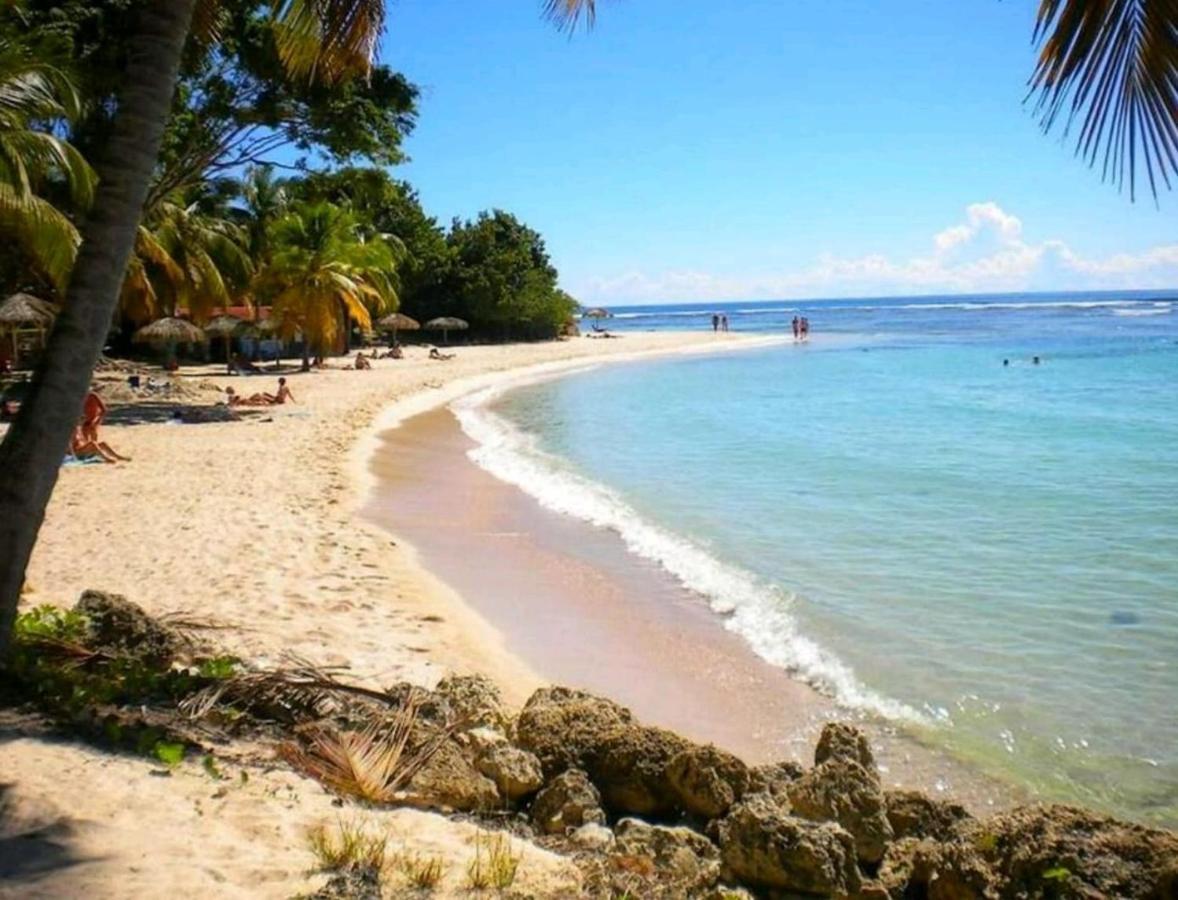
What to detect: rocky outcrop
<box><xmin>666</xmin><ymin>744</ymin><xmax>751</xmax><ymax>819</ymax></box>
<box><xmin>588</xmin><ymin>725</ymin><xmax>693</xmax><ymax>818</ymax></box>
<box><xmin>787</xmin><ymin>757</ymin><xmax>893</xmax><ymax>863</ymax></box>
<box><xmin>530</xmin><ymin>769</ymin><xmax>607</xmax><ymax>835</ymax></box>
<box><xmin>434</xmin><ymin>673</ymin><xmax>509</xmax><ymax>732</ymax></box>
<box><xmin>716</xmin><ymin>794</ymin><xmax>861</xmax><ymax>896</ymax></box>
<box><xmin>614</xmin><ymin>818</ymin><xmax>720</xmax><ymax>894</ymax></box>
<box><xmin>475</xmin><ymin>744</ymin><xmax>544</xmax><ymax>802</ymax></box>
<box><xmin>970</xmin><ymin>804</ymin><xmax>1178</xmax><ymax>899</ymax></box>
<box><xmin>75</xmin><ymin>590</ymin><xmax>182</xmax><ymax>666</ymax></box>
<box><xmin>814</xmin><ymin>721</ymin><xmax>876</xmax><ymax>768</ymax></box>
<box><xmin>404</xmin><ymin>729</ymin><xmax>499</xmax><ymax>812</ymax></box>
<box><xmin>885</xmin><ymin>789</ymin><xmax>971</xmax><ymax>842</ymax></box>
<box><xmin>747</xmin><ymin>759</ymin><xmax>806</xmax><ymax>804</ymax></box>
<box><xmin>515</xmin><ymin>687</ymin><xmax>634</xmax><ymax>779</ymax></box>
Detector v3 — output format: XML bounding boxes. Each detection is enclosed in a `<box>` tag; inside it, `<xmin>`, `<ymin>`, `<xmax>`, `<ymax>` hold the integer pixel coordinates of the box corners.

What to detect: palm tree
<box><xmin>0</xmin><ymin>36</ymin><xmax>95</xmax><ymax>290</ymax></box>
<box><xmin>120</xmin><ymin>195</ymin><xmax>253</xmax><ymax>325</ymax></box>
<box><xmin>0</xmin><ymin>1</ymin><xmax>397</xmax><ymax>656</ymax></box>
<box><xmin>1028</xmin><ymin>1</ymin><xmax>1176</xmax><ymax>202</ymax></box>
<box><xmin>259</xmin><ymin>201</ymin><xmax>397</xmax><ymax>370</ymax></box>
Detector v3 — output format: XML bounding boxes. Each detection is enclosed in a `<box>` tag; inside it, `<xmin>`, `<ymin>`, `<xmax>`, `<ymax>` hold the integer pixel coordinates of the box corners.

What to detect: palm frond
<box><xmin>543</xmin><ymin>0</ymin><xmax>598</xmax><ymax>33</ymax></box>
<box><xmin>0</xmin><ymin>182</ymin><xmax>80</xmax><ymax>288</ymax></box>
<box><xmin>280</xmin><ymin>699</ymin><xmax>457</xmax><ymax>804</ymax></box>
<box><xmin>272</xmin><ymin>0</ymin><xmax>386</xmax><ymax>83</ymax></box>
<box><xmin>1030</xmin><ymin>0</ymin><xmax>1178</xmax><ymax>200</ymax></box>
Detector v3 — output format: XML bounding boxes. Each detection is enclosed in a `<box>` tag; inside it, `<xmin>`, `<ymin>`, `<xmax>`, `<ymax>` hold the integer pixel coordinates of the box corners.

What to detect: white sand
<box><xmin>1</xmin><ymin>332</ymin><xmax>774</xmax><ymax>899</ymax></box>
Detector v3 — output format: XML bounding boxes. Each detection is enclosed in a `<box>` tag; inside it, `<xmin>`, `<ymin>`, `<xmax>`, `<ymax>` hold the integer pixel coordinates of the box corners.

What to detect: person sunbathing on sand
<box><xmin>354</xmin><ymin>352</ymin><xmax>372</xmax><ymax>370</ymax></box>
<box><xmin>225</xmin><ymin>386</ymin><xmax>271</xmax><ymax>407</ymax></box>
<box><xmin>81</xmin><ymin>388</ymin><xmax>107</xmax><ymax>442</ymax></box>
<box><xmin>265</xmin><ymin>377</ymin><xmax>295</xmax><ymax>404</ymax></box>
<box><xmin>70</xmin><ymin>427</ymin><xmax>129</xmax><ymax>464</ymax></box>
<box><xmin>429</xmin><ymin>348</ymin><xmax>455</xmax><ymax>360</ymax></box>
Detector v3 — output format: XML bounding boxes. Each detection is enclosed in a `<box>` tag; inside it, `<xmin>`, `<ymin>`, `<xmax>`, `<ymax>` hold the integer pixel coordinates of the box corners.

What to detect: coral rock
<box><xmin>666</xmin><ymin>744</ymin><xmax>751</xmax><ymax>820</ymax></box>
<box><xmin>814</xmin><ymin>721</ymin><xmax>876</xmax><ymax>769</ymax></box>
<box><xmin>588</xmin><ymin>725</ymin><xmax>693</xmax><ymax>818</ymax></box>
<box><xmin>476</xmin><ymin>744</ymin><xmax>544</xmax><ymax>801</ymax></box>
<box><xmin>530</xmin><ymin>769</ymin><xmax>607</xmax><ymax>835</ymax></box>
<box><xmin>787</xmin><ymin>757</ymin><xmax>893</xmax><ymax>864</ymax></box>
<box><xmin>515</xmin><ymin>687</ymin><xmax>634</xmax><ymax>779</ymax></box>
<box><xmin>716</xmin><ymin>794</ymin><xmax>862</xmax><ymax>896</ymax></box>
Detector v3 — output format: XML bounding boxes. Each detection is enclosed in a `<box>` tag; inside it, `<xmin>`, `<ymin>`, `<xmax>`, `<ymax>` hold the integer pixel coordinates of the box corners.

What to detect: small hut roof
<box><xmin>0</xmin><ymin>293</ymin><xmax>58</xmax><ymax>328</ymax></box>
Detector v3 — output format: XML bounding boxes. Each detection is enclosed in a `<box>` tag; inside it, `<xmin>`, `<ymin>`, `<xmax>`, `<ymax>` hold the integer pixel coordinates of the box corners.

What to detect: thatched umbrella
<box><xmin>378</xmin><ymin>312</ymin><xmax>420</xmax><ymax>343</ymax></box>
<box><xmin>204</xmin><ymin>315</ymin><xmax>245</xmax><ymax>363</ymax></box>
<box><xmin>133</xmin><ymin>316</ymin><xmax>207</xmax><ymax>368</ymax></box>
<box><xmin>0</xmin><ymin>293</ymin><xmax>57</xmax><ymax>367</ymax></box>
<box><xmin>581</xmin><ymin>307</ymin><xmax>612</xmax><ymax>332</ymax></box>
<box><xmin>424</xmin><ymin>316</ymin><xmax>468</xmax><ymax>345</ymax></box>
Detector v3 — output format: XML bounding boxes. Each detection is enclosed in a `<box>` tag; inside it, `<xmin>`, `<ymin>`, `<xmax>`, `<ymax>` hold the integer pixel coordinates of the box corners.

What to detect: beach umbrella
<box><xmin>204</xmin><ymin>315</ymin><xmax>246</xmax><ymax>363</ymax></box>
<box><xmin>424</xmin><ymin>316</ymin><xmax>468</xmax><ymax>345</ymax></box>
<box><xmin>378</xmin><ymin>312</ymin><xmax>420</xmax><ymax>342</ymax></box>
<box><xmin>0</xmin><ymin>293</ymin><xmax>57</xmax><ymax>367</ymax></box>
<box><xmin>132</xmin><ymin>316</ymin><xmax>207</xmax><ymax>368</ymax></box>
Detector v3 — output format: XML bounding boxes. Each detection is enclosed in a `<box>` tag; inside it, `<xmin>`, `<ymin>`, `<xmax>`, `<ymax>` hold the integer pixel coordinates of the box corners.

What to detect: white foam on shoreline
<box><xmin>450</xmin><ymin>373</ymin><xmax>923</xmax><ymax>724</ymax></box>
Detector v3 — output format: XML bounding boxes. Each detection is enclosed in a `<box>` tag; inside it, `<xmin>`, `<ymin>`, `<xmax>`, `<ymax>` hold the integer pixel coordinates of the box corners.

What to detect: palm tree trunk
<box><xmin>0</xmin><ymin>0</ymin><xmax>199</xmax><ymax>659</ymax></box>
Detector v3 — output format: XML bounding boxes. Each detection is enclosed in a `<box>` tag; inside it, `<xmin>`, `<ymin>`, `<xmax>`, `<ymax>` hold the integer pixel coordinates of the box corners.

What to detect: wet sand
<box><xmin>364</xmin><ymin>403</ymin><xmax>1023</xmax><ymax>811</ymax></box>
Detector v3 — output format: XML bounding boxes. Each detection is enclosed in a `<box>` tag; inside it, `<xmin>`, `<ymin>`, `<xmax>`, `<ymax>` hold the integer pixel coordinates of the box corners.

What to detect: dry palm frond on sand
<box><xmin>280</xmin><ymin>697</ymin><xmax>455</xmax><ymax>803</ymax></box>
<box><xmin>180</xmin><ymin>654</ymin><xmax>415</xmax><ymax>721</ymax></box>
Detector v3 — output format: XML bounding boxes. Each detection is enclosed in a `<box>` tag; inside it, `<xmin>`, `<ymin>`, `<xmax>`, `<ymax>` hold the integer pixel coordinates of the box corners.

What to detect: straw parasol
<box><xmin>133</xmin><ymin>317</ymin><xmax>207</xmax><ymax>344</ymax></box>
<box><xmin>204</xmin><ymin>315</ymin><xmax>245</xmax><ymax>363</ymax></box>
<box><xmin>133</xmin><ymin>316</ymin><xmax>207</xmax><ymax>368</ymax></box>
<box><xmin>0</xmin><ymin>293</ymin><xmax>57</xmax><ymax>367</ymax></box>
<box><xmin>424</xmin><ymin>316</ymin><xmax>468</xmax><ymax>345</ymax></box>
<box><xmin>378</xmin><ymin>312</ymin><xmax>420</xmax><ymax>343</ymax></box>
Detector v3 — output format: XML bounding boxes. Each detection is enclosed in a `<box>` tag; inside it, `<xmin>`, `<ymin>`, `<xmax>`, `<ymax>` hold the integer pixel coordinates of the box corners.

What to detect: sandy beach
<box><xmin>0</xmin><ymin>331</ymin><xmax>783</xmax><ymax>899</ymax></box>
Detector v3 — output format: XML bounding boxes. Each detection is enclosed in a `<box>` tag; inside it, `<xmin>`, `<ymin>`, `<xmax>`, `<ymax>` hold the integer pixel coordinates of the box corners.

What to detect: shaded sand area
<box><xmin>0</xmin><ymin>331</ymin><xmax>773</xmax><ymax>899</ymax></box>
<box><xmin>364</xmin><ymin>406</ymin><xmax>1020</xmax><ymax>811</ymax></box>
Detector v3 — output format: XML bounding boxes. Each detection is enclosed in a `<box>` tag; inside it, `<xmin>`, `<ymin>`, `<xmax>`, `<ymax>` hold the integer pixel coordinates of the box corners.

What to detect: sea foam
<box><xmin>450</xmin><ymin>376</ymin><xmax>922</xmax><ymax>723</ymax></box>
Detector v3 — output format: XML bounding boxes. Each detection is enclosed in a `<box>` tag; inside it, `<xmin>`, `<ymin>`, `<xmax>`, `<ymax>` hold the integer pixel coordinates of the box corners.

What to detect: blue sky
<box><xmin>381</xmin><ymin>1</ymin><xmax>1177</xmax><ymax>305</ymax></box>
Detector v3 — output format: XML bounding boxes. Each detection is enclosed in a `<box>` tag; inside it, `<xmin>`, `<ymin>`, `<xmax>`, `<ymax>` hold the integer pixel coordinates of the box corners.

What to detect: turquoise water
<box><xmin>462</xmin><ymin>294</ymin><xmax>1178</xmax><ymax>826</ymax></box>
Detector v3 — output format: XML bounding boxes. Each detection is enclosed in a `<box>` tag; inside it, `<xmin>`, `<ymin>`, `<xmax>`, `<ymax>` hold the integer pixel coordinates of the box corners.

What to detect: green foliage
<box><xmin>153</xmin><ymin>740</ymin><xmax>186</xmax><ymax>768</ymax></box>
<box><xmin>465</xmin><ymin>832</ymin><xmax>520</xmax><ymax>891</ymax></box>
<box><xmin>6</xmin><ymin>608</ymin><xmax>240</xmax><ymax>763</ymax></box>
<box><xmin>307</xmin><ymin>819</ymin><xmax>388</xmax><ymax>874</ymax></box>
<box><xmin>394</xmin><ymin>850</ymin><xmax>447</xmax><ymax>890</ymax></box>
<box><xmin>1042</xmin><ymin>866</ymin><xmax>1072</xmax><ymax>882</ymax></box>
<box><xmin>442</xmin><ymin>210</ymin><xmax>577</xmax><ymax>340</ymax></box>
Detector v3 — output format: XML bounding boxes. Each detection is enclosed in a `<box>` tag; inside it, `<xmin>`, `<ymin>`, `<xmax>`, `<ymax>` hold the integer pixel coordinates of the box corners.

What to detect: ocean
<box><xmin>453</xmin><ymin>290</ymin><xmax>1178</xmax><ymax>826</ymax></box>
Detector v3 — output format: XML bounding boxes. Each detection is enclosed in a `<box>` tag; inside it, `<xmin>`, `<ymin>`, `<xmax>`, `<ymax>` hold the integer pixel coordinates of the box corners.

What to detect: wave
<box><xmin>1113</xmin><ymin>305</ymin><xmax>1172</xmax><ymax>317</ymax></box>
<box><xmin>450</xmin><ymin>379</ymin><xmax>922</xmax><ymax>723</ymax></box>
<box><xmin>610</xmin><ymin>298</ymin><xmax>1168</xmax><ymax>318</ymax></box>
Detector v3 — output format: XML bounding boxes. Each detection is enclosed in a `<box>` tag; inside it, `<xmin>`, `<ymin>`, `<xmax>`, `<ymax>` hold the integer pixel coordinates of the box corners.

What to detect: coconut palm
<box><xmin>120</xmin><ymin>196</ymin><xmax>253</xmax><ymax>326</ymax></box>
<box><xmin>259</xmin><ymin>201</ymin><xmax>397</xmax><ymax>370</ymax></box>
<box><xmin>0</xmin><ymin>37</ymin><xmax>95</xmax><ymax>289</ymax></box>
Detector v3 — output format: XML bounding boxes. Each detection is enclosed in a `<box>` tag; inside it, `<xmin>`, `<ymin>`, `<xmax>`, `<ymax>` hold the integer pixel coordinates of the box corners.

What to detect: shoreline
<box><xmin>362</xmin><ymin>390</ymin><xmax>1020</xmax><ymax>817</ymax></box>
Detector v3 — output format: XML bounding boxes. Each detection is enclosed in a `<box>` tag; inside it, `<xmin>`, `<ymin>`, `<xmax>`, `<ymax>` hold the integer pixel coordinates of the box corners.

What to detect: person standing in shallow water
<box><xmin>721</xmin><ymin>314</ymin><xmax>729</xmax><ymax>332</ymax></box>
<box><xmin>791</xmin><ymin>316</ymin><xmax>800</xmax><ymax>340</ymax></box>
<box><xmin>800</xmin><ymin>316</ymin><xmax>810</xmax><ymax>340</ymax></box>
<box><xmin>711</xmin><ymin>313</ymin><xmax>719</xmax><ymax>332</ymax></box>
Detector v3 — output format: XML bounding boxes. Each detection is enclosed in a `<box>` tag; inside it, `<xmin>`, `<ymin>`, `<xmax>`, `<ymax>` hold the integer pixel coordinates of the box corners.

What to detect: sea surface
<box><xmin>455</xmin><ymin>290</ymin><xmax>1178</xmax><ymax>827</ymax></box>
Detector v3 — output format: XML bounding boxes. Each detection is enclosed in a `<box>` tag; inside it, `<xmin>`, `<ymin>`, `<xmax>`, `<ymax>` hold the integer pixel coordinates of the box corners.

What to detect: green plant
<box><xmin>202</xmin><ymin>754</ymin><xmax>224</xmax><ymax>780</ymax></box>
<box><xmin>307</xmin><ymin>819</ymin><xmax>387</xmax><ymax>874</ymax></box>
<box><xmin>395</xmin><ymin>850</ymin><xmax>446</xmax><ymax>890</ymax></box>
<box><xmin>465</xmin><ymin>832</ymin><xmax>520</xmax><ymax>891</ymax></box>
<box><xmin>1042</xmin><ymin>866</ymin><xmax>1072</xmax><ymax>882</ymax></box>
<box><xmin>153</xmin><ymin>740</ymin><xmax>185</xmax><ymax>768</ymax></box>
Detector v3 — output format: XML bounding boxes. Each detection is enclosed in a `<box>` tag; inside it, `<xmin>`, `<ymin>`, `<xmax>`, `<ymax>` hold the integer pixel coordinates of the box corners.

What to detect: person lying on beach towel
<box><xmin>225</xmin><ymin>386</ymin><xmax>271</xmax><ymax>407</ymax></box>
<box><xmin>379</xmin><ymin>344</ymin><xmax>403</xmax><ymax>359</ymax></box>
<box><xmin>70</xmin><ymin>427</ymin><xmax>129</xmax><ymax>464</ymax></box>
<box><xmin>429</xmin><ymin>348</ymin><xmax>455</xmax><ymax>360</ymax></box>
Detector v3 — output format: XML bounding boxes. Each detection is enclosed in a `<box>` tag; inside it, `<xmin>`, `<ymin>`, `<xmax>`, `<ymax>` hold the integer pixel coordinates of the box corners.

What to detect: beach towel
<box><xmin>62</xmin><ymin>455</ymin><xmax>105</xmax><ymax>467</ymax></box>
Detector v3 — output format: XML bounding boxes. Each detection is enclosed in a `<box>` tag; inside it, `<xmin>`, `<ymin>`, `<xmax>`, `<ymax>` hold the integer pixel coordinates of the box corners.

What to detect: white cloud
<box><xmin>575</xmin><ymin>202</ymin><xmax>1178</xmax><ymax>303</ymax></box>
